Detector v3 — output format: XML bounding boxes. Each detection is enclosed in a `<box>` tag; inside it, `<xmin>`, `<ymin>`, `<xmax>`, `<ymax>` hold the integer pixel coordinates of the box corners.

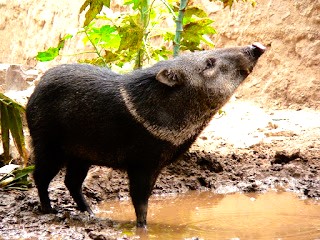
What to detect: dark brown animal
<box><xmin>26</xmin><ymin>43</ymin><xmax>265</xmax><ymax>228</ymax></box>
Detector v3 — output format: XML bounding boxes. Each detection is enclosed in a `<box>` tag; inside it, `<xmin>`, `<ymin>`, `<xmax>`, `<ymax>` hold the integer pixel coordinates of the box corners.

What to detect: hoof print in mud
<box><xmin>272</xmin><ymin>150</ymin><xmax>304</xmax><ymax>165</ymax></box>
<box><xmin>197</xmin><ymin>155</ymin><xmax>224</xmax><ymax>173</ymax></box>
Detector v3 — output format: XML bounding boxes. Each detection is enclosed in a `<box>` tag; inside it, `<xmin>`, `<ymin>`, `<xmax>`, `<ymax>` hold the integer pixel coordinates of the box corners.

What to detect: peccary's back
<box><xmin>27</xmin><ymin>64</ymin><xmax>123</xmax><ymax>134</ymax></box>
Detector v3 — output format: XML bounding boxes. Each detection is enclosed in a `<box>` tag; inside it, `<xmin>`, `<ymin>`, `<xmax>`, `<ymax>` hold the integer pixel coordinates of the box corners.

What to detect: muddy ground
<box><xmin>0</xmin><ymin>100</ymin><xmax>319</xmax><ymax>239</ymax></box>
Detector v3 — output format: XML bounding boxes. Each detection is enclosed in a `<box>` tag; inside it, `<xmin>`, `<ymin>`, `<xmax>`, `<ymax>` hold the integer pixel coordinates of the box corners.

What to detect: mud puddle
<box><xmin>97</xmin><ymin>191</ymin><xmax>320</xmax><ymax>240</ymax></box>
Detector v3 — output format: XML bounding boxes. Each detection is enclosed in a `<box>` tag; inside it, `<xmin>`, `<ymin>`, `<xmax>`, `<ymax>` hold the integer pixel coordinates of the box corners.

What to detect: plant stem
<box><xmin>60</xmin><ymin>51</ymin><xmax>98</xmax><ymax>56</ymax></box>
<box><xmin>84</xmin><ymin>29</ymin><xmax>107</xmax><ymax>66</ymax></box>
<box><xmin>134</xmin><ymin>0</ymin><xmax>150</xmax><ymax>69</ymax></box>
<box><xmin>173</xmin><ymin>0</ymin><xmax>188</xmax><ymax>57</ymax></box>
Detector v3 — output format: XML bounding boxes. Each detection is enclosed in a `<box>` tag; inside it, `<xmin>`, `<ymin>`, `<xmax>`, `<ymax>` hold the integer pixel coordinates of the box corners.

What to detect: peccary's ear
<box><xmin>156</xmin><ymin>69</ymin><xmax>182</xmax><ymax>87</ymax></box>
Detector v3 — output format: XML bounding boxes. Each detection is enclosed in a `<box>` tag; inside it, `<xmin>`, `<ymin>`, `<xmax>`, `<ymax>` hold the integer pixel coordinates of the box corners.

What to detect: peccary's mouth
<box><xmin>250</xmin><ymin>42</ymin><xmax>266</xmax><ymax>59</ymax></box>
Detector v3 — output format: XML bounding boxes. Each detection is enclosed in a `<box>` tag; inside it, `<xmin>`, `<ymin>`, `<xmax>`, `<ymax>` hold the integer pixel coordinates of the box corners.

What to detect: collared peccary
<box><xmin>26</xmin><ymin>43</ymin><xmax>265</xmax><ymax>228</ymax></box>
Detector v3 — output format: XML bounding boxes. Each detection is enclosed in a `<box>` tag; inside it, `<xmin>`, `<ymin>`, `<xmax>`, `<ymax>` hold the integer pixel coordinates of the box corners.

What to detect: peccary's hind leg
<box><xmin>64</xmin><ymin>160</ymin><xmax>92</xmax><ymax>214</ymax></box>
<box><xmin>33</xmin><ymin>144</ymin><xmax>64</xmax><ymax>213</ymax></box>
<box><xmin>127</xmin><ymin>166</ymin><xmax>159</xmax><ymax>228</ymax></box>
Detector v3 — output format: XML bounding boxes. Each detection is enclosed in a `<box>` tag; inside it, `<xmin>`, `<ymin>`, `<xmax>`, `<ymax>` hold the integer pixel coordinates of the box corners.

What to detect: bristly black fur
<box><xmin>26</xmin><ymin>43</ymin><xmax>265</xmax><ymax>228</ymax></box>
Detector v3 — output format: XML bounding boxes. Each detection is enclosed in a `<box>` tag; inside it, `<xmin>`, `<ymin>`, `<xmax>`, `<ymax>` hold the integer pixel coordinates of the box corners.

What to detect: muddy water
<box><xmin>97</xmin><ymin>191</ymin><xmax>320</xmax><ymax>240</ymax></box>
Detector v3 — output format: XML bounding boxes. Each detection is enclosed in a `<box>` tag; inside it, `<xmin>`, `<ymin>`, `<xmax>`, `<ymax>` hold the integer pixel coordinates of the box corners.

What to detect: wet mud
<box><xmin>97</xmin><ymin>191</ymin><xmax>320</xmax><ymax>240</ymax></box>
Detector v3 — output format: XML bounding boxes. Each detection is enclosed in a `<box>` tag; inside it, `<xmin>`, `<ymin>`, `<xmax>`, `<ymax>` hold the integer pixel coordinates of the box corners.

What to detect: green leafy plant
<box><xmin>0</xmin><ymin>93</ymin><xmax>28</xmax><ymax>166</ymax></box>
<box><xmin>36</xmin><ymin>0</ymin><xmax>256</xmax><ymax>69</ymax></box>
<box><xmin>0</xmin><ymin>165</ymin><xmax>34</xmax><ymax>190</ymax></box>
<box><xmin>80</xmin><ymin>0</ymin><xmax>111</xmax><ymax>26</ymax></box>
<box><xmin>36</xmin><ymin>34</ymin><xmax>73</xmax><ymax>62</ymax></box>
<box><xmin>35</xmin><ymin>0</ymin><xmax>226</xmax><ymax>69</ymax></box>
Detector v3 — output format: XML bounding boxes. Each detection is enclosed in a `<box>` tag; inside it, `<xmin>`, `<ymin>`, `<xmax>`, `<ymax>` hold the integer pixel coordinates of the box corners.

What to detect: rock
<box><xmin>0</xmin><ymin>64</ymin><xmax>10</xmax><ymax>92</ymax></box>
<box><xmin>4</xmin><ymin>65</ymin><xmax>38</xmax><ymax>91</ymax></box>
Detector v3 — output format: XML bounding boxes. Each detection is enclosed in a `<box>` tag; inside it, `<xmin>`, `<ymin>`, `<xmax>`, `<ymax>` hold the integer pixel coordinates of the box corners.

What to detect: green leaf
<box><xmin>5</xmin><ymin>186</ymin><xmax>29</xmax><ymax>191</ymax></box>
<box><xmin>36</xmin><ymin>47</ymin><xmax>60</xmax><ymax>62</ymax></box>
<box><xmin>12</xmin><ymin>165</ymin><xmax>35</xmax><ymax>180</ymax></box>
<box><xmin>103</xmin><ymin>50</ymin><xmax>120</xmax><ymax>63</ymax></box>
<box><xmin>184</xmin><ymin>19</ymin><xmax>216</xmax><ymax>34</ymax></box>
<box><xmin>124</xmin><ymin>0</ymin><xmax>141</xmax><ymax>10</ymax></box>
<box><xmin>0</xmin><ymin>104</ymin><xmax>10</xmax><ymax>163</ymax></box>
<box><xmin>152</xmin><ymin>47</ymin><xmax>171</xmax><ymax>61</ymax></box>
<box><xmin>80</xmin><ymin>0</ymin><xmax>111</xmax><ymax>26</ymax></box>
<box><xmin>117</xmin><ymin>15</ymin><xmax>144</xmax><ymax>52</ymax></box>
<box><xmin>63</xmin><ymin>33</ymin><xmax>74</xmax><ymax>40</ymax></box>
<box><xmin>184</xmin><ymin>6</ymin><xmax>208</xmax><ymax>22</ymax></box>
<box><xmin>0</xmin><ymin>165</ymin><xmax>34</xmax><ymax>190</ymax></box>
<box><xmin>36</xmin><ymin>35</ymin><xmax>68</xmax><ymax>62</ymax></box>
<box><xmin>7</xmin><ymin>104</ymin><xmax>28</xmax><ymax>165</ymax></box>
<box><xmin>85</xmin><ymin>25</ymin><xmax>120</xmax><ymax>49</ymax></box>
<box><xmin>0</xmin><ymin>94</ymin><xmax>27</xmax><ymax>165</ymax></box>
<box><xmin>180</xmin><ymin>18</ymin><xmax>216</xmax><ymax>51</ymax></box>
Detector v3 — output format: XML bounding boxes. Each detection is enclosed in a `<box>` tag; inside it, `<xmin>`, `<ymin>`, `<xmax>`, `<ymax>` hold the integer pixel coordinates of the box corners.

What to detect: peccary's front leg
<box><xmin>127</xmin><ymin>167</ymin><xmax>159</xmax><ymax>228</ymax></box>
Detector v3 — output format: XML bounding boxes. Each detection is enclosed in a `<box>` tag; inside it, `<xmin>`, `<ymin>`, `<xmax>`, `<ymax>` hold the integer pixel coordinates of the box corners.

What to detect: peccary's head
<box><xmin>121</xmin><ymin>43</ymin><xmax>265</xmax><ymax>146</ymax></box>
<box><xmin>155</xmin><ymin>43</ymin><xmax>266</xmax><ymax>110</ymax></box>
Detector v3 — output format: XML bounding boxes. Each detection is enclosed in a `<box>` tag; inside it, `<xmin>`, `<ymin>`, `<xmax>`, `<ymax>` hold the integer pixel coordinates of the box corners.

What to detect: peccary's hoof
<box><xmin>78</xmin><ymin>206</ymin><xmax>94</xmax><ymax>216</ymax></box>
<box><xmin>40</xmin><ymin>206</ymin><xmax>57</xmax><ymax>214</ymax></box>
<box><xmin>87</xmin><ymin>208</ymin><xmax>94</xmax><ymax>216</ymax></box>
<box><xmin>136</xmin><ymin>221</ymin><xmax>147</xmax><ymax>229</ymax></box>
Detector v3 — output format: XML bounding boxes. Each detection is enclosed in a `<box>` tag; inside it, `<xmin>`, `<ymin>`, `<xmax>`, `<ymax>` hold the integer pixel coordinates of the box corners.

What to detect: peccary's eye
<box><xmin>238</xmin><ymin>69</ymin><xmax>249</xmax><ymax>77</ymax></box>
<box><xmin>205</xmin><ymin>58</ymin><xmax>216</xmax><ymax>69</ymax></box>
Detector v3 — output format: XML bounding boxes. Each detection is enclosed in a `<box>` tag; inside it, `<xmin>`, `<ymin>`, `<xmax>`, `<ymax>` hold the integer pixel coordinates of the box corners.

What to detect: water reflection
<box><xmin>97</xmin><ymin>191</ymin><xmax>320</xmax><ymax>240</ymax></box>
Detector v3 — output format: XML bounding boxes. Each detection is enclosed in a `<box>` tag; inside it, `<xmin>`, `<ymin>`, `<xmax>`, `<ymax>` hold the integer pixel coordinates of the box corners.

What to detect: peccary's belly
<box><xmin>61</xmin><ymin>124</ymin><xmax>177</xmax><ymax>170</ymax></box>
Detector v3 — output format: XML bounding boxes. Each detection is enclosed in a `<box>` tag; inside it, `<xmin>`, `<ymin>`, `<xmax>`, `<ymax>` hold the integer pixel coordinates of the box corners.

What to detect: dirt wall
<box><xmin>210</xmin><ymin>0</ymin><xmax>320</xmax><ymax>109</ymax></box>
<box><xmin>0</xmin><ymin>0</ymin><xmax>319</xmax><ymax>109</ymax></box>
<box><xmin>0</xmin><ymin>0</ymin><xmax>83</xmax><ymax>66</ymax></box>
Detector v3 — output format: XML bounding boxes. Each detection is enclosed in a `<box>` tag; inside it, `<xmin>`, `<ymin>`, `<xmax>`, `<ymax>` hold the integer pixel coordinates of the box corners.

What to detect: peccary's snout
<box><xmin>250</xmin><ymin>42</ymin><xmax>266</xmax><ymax>58</ymax></box>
